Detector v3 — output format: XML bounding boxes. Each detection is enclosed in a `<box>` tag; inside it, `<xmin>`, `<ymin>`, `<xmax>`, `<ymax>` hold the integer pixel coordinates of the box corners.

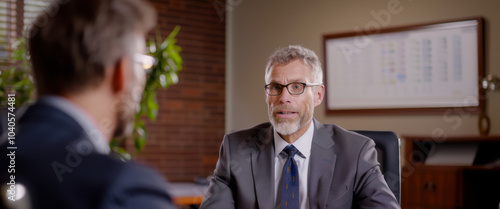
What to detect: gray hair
<box><xmin>265</xmin><ymin>45</ymin><xmax>323</xmax><ymax>84</ymax></box>
<box><xmin>28</xmin><ymin>0</ymin><xmax>157</xmax><ymax>96</ymax></box>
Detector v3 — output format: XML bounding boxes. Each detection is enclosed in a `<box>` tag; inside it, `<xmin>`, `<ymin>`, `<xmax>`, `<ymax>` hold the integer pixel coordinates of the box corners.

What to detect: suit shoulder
<box><xmin>76</xmin><ymin>154</ymin><xmax>162</xmax><ymax>181</ymax></box>
<box><xmin>103</xmin><ymin>161</ymin><xmax>174</xmax><ymax>208</ymax></box>
<box><xmin>226</xmin><ymin>122</ymin><xmax>272</xmax><ymax>139</ymax></box>
<box><xmin>117</xmin><ymin>161</ymin><xmax>168</xmax><ymax>182</ymax></box>
<box><xmin>221</xmin><ymin>122</ymin><xmax>273</xmax><ymax>152</ymax></box>
<box><xmin>16</xmin><ymin>102</ymin><xmax>84</xmax><ymax>150</ymax></box>
<box><xmin>326</xmin><ymin>124</ymin><xmax>375</xmax><ymax>147</ymax></box>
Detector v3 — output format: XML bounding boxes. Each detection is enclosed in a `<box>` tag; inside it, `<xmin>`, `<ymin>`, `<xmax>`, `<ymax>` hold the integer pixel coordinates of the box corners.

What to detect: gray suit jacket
<box><xmin>200</xmin><ymin>119</ymin><xmax>399</xmax><ymax>209</ymax></box>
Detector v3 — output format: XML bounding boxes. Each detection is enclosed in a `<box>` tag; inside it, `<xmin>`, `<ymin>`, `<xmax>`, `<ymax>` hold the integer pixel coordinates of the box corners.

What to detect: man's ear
<box><xmin>314</xmin><ymin>85</ymin><xmax>325</xmax><ymax>107</ymax></box>
<box><xmin>111</xmin><ymin>57</ymin><xmax>129</xmax><ymax>94</ymax></box>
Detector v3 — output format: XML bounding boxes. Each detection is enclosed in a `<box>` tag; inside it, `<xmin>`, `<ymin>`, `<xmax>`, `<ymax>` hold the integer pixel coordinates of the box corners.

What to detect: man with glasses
<box><xmin>0</xmin><ymin>0</ymin><xmax>175</xmax><ymax>208</ymax></box>
<box><xmin>200</xmin><ymin>45</ymin><xmax>399</xmax><ymax>209</ymax></box>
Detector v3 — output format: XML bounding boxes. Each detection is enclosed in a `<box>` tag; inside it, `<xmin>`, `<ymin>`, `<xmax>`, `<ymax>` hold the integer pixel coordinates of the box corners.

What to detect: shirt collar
<box><xmin>273</xmin><ymin>121</ymin><xmax>314</xmax><ymax>159</ymax></box>
<box><xmin>40</xmin><ymin>96</ymin><xmax>110</xmax><ymax>154</ymax></box>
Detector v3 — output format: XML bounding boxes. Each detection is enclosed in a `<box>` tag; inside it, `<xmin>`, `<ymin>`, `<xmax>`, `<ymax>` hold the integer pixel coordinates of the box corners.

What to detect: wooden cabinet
<box><xmin>403</xmin><ymin>166</ymin><xmax>461</xmax><ymax>208</ymax></box>
<box><xmin>401</xmin><ymin>135</ymin><xmax>500</xmax><ymax>209</ymax></box>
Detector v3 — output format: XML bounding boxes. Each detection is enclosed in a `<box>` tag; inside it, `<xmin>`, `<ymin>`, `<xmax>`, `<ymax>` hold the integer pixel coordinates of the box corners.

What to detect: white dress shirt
<box><xmin>41</xmin><ymin>96</ymin><xmax>110</xmax><ymax>154</ymax></box>
<box><xmin>274</xmin><ymin>122</ymin><xmax>314</xmax><ymax>209</ymax></box>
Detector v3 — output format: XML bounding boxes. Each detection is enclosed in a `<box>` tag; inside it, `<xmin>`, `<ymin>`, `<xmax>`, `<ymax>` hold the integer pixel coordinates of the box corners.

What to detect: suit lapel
<box><xmin>308</xmin><ymin>119</ymin><xmax>337</xmax><ymax>208</ymax></box>
<box><xmin>251</xmin><ymin>125</ymin><xmax>275</xmax><ymax>209</ymax></box>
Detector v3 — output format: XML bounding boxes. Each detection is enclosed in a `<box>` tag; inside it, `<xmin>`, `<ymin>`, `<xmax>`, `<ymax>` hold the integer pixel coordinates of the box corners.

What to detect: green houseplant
<box><xmin>1</xmin><ymin>26</ymin><xmax>182</xmax><ymax>157</ymax></box>
<box><xmin>0</xmin><ymin>38</ymin><xmax>34</xmax><ymax>107</ymax></box>
<box><xmin>112</xmin><ymin>26</ymin><xmax>183</xmax><ymax>157</ymax></box>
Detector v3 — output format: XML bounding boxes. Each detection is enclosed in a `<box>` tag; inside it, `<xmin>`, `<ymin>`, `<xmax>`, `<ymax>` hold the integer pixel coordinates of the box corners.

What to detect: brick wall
<box><xmin>130</xmin><ymin>0</ymin><xmax>225</xmax><ymax>182</ymax></box>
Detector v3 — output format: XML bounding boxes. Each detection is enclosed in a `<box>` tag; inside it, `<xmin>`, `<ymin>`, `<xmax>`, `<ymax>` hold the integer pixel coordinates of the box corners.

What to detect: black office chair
<box><xmin>353</xmin><ymin>130</ymin><xmax>401</xmax><ymax>204</ymax></box>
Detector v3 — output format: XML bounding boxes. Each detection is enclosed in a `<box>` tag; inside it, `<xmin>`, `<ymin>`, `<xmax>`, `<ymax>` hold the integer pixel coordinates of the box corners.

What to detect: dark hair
<box><xmin>28</xmin><ymin>0</ymin><xmax>156</xmax><ymax>96</ymax></box>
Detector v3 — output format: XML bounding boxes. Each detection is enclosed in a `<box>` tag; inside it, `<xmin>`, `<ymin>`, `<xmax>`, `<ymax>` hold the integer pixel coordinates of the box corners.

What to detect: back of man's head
<box><xmin>28</xmin><ymin>0</ymin><xmax>156</xmax><ymax>96</ymax></box>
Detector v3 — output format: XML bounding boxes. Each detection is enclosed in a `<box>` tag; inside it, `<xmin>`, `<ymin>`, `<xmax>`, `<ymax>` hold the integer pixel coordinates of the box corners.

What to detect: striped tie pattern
<box><xmin>281</xmin><ymin>145</ymin><xmax>299</xmax><ymax>209</ymax></box>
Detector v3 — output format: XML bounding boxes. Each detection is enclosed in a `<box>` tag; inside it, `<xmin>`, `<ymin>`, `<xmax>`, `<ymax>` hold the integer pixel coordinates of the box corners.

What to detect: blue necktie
<box><xmin>281</xmin><ymin>145</ymin><xmax>299</xmax><ymax>209</ymax></box>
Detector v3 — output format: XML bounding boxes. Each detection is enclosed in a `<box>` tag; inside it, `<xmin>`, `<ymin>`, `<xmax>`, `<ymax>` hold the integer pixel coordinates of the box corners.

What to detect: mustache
<box><xmin>272</xmin><ymin>105</ymin><xmax>298</xmax><ymax>113</ymax></box>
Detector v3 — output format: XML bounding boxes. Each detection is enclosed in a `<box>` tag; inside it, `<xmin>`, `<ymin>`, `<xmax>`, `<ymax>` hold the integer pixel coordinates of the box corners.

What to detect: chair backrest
<box><xmin>353</xmin><ymin>130</ymin><xmax>401</xmax><ymax>204</ymax></box>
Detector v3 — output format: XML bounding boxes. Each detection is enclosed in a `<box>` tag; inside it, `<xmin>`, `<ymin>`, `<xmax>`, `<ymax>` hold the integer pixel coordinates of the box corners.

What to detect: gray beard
<box><xmin>268</xmin><ymin>99</ymin><xmax>315</xmax><ymax>137</ymax></box>
<box><xmin>270</xmin><ymin>115</ymin><xmax>303</xmax><ymax>136</ymax></box>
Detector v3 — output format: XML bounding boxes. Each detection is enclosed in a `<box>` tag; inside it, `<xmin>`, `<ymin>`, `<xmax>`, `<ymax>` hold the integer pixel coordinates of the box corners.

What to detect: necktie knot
<box><xmin>283</xmin><ymin>145</ymin><xmax>298</xmax><ymax>158</ymax></box>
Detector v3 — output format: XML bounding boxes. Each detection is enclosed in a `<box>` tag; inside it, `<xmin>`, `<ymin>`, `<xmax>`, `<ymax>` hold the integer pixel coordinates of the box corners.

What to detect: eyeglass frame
<box><xmin>264</xmin><ymin>82</ymin><xmax>322</xmax><ymax>96</ymax></box>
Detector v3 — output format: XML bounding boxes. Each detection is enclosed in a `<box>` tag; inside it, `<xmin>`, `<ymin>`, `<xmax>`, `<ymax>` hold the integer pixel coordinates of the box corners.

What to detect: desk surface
<box><xmin>169</xmin><ymin>182</ymin><xmax>208</xmax><ymax>205</ymax></box>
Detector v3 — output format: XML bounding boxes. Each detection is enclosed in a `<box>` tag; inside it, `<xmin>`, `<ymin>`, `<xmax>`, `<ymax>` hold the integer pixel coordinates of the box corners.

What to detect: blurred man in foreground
<box><xmin>0</xmin><ymin>0</ymin><xmax>175</xmax><ymax>208</ymax></box>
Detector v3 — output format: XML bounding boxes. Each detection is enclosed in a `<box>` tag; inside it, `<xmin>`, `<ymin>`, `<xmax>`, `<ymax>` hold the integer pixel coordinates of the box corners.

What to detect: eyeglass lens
<box><xmin>266</xmin><ymin>82</ymin><xmax>305</xmax><ymax>95</ymax></box>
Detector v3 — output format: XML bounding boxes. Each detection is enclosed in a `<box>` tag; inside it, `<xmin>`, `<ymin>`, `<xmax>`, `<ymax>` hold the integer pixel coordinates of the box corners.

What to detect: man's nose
<box><xmin>278</xmin><ymin>87</ymin><xmax>292</xmax><ymax>104</ymax></box>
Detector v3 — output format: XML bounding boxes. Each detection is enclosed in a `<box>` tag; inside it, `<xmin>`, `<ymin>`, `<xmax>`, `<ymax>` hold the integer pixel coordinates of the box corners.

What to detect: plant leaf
<box><xmin>131</xmin><ymin>25</ymin><xmax>182</xmax><ymax>154</ymax></box>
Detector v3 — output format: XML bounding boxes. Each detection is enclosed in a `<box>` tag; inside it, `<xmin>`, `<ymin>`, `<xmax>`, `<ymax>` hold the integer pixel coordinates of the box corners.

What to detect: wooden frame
<box><xmin>323</xmin><ymin>17</ymin><xmax>485</xmax><ymax>115</ymax></box>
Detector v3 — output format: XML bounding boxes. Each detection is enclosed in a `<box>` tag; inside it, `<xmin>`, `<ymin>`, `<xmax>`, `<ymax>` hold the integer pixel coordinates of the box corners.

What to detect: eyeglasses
<box><xmin>264</xmin><ymin>82</ymin><xmax>322</xmax><ymax>96</ymax></box>
<box><xmin>133</xmin><ymin>54</ymin><xmax>157</xmax><ymax>70</ymax></box>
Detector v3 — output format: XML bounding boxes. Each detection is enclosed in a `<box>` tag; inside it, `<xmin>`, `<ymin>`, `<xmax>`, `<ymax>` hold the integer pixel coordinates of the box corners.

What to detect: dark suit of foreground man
<box><xmin>200</xmin><ymin>45</ymin><xmax>399</xmax><ymax>209</ymax></box>
<box><xmin>0</xmin><ymin>0</ymin><xmax>175</xmax><ymax>208</ymax></box>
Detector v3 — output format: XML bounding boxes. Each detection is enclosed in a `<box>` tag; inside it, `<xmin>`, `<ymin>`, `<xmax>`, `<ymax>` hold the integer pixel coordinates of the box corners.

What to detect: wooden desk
<box><xmin>169</xmin><ymin>183</ymin><xmax>208</xmax><ymax>206</ymax></box>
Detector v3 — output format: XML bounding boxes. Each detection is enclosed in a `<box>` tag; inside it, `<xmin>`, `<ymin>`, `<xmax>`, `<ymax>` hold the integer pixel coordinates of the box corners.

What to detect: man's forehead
<box><xmin>268</xmin><ymin>77</ymin><xmax>307</xmax><ymax>83</ymax></box>
<box><xmin>270</xmin><ymin>64</ymin><xmax>311</xmax><ymax>77</ymax></box>
<box><xmin>273</xmin><ymin>58</ymin><xmax>308</xmax><ymax>67</ymax></box>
